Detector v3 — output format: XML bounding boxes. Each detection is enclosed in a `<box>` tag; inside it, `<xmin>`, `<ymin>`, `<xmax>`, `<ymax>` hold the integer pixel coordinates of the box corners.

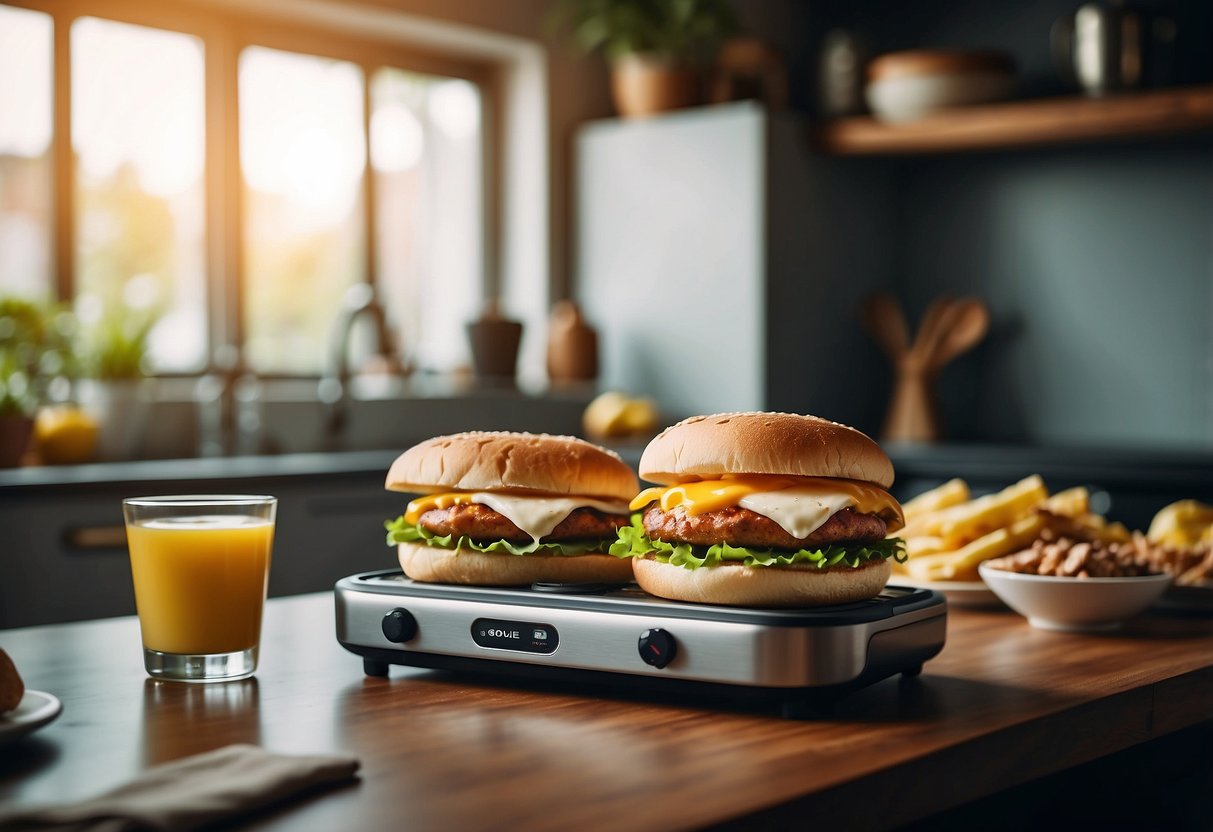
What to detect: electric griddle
<box><xmin>335</xmin><ymin>570</ymin><xmax>946</xmax><ymax>712</ymax></box>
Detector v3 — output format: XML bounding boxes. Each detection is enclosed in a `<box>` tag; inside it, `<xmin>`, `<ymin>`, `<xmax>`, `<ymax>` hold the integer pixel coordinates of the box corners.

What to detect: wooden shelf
<box><xmin>816</xmin><ymin>85</ymin><xmax>1213</xmax><ymax>156</ymax></box>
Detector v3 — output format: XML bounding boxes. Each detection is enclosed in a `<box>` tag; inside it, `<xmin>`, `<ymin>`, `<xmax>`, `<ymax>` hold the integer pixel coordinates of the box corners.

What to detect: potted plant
<box><xmin>0</xmin><ymin>297</ymin><xmax>77</xmax><ymax>466</ymax></box>
<box><xmin>549</xmin><ymin>0</ymin><xmax>737</xmax><ymax>117</ymax></box>
<box><xmin>0</xmin><ymin>349</ymin><xmax>36</xmax><ymax>467</ymax></box>
<box><xmin>77</xmin><ymin>306</ymin><xmax>157</xmax><ymax>461</ymax></box>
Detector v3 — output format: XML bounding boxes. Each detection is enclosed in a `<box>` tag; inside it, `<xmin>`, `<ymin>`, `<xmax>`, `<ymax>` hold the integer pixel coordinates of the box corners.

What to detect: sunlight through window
<box><xmin>72</xmin><ymin>17</ymin><xmax>207</xmax><ymax>371</ymax></box>
<box><xmin>240</xmin><ymin>46</ymin><xmax>366</xmax><ymax>374</ymax></box>
<box><xmin>5</xmin><ymin>5</ymin><xmax>492</xmax><ymax>383</ymax></box>
<box><xmin>372</xmin><ymin>70</ymin><xmax>482</xmax><ymax>373</ymax></box>
<box><xmin>0</xmin><ymin>6</ymin><xmax>53</xmax><ymax>300</ymax></box>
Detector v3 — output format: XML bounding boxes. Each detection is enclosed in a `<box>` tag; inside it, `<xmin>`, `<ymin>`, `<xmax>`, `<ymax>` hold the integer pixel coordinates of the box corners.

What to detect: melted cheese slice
<box><xmin>404</xmin><ymin>492</ymin><xmax>631</xmax><ymax>543</ymax></box>
<box><xmin>630</xmin><ymin>475</ymin><xmax>904</xmax><ymax>539</ymax></box>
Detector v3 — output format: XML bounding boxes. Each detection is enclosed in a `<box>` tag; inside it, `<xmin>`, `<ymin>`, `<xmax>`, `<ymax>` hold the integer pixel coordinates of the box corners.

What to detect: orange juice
<box><xmin>127</xmin><ymin>516</ymin><xmax>274</xmax><ymax>655</ymax></box>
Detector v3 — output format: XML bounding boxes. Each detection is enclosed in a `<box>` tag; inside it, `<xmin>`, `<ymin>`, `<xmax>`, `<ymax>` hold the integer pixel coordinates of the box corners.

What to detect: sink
<box><xmin>234</xmin><ymin>376</ymin><xmax>593</xmax><ymax>455</ymax></box>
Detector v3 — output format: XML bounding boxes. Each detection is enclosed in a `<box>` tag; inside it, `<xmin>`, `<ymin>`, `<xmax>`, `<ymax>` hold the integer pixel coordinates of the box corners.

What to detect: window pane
<box><xmin>240</xmin><ymin>46</ymin><xmax>365</xmax><ymax>374</ymax></box>
<box><xmin>72</xmin><ymin>17</ymin><xmax>207</xmax><ymax>371</ymax></box>
<box><xmin>371</xmin><ymin>69</ymin><xmax>483</xmax><ymax>373</ymax></box>
<box><xmin>0</xmin><ymin>6</ymin><xmax>53</xmax><ymax>300</ymax></box>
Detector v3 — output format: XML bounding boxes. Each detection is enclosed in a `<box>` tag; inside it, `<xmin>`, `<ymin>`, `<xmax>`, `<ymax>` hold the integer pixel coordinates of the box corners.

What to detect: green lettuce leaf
<box><xmin>608</xmin><ymin>514</ymin><xmax>906</xmax><ymax>571</ymax></box>
<box><xmin>385</xmin><ymin>515</ymin><xmax>610</xmax><ymax>557</ymax></box>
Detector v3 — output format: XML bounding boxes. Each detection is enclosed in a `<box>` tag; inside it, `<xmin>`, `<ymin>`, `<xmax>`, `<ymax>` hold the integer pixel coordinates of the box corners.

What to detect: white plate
<box><xmin>895</xmin><ymin>579</ymin><xmax>1003</xmax><ymax>608</ymax></box>
<box><xmin>0</xmin><ymin>690</ymin><xmax>63</xmax><ymax>743</ymax></box>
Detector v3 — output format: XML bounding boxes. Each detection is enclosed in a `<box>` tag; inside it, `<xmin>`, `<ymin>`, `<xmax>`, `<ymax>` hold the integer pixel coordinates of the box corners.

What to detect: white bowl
<box><xmin>865</xmin><ymin>71</ymin><xmax>1015</xmax><ymax>123</ymax></box>
<box><xmin>978</xmin><ymin>563</ymin><xmax>1172</xmax><ymax>632</ymax></box>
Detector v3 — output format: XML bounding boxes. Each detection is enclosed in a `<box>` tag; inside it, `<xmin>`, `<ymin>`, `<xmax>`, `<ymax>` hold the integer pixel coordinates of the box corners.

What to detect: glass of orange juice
<box><xmin>123</xmin><ymin>495</ymin><xmax>276</xmax><ymax>683</ymax></box>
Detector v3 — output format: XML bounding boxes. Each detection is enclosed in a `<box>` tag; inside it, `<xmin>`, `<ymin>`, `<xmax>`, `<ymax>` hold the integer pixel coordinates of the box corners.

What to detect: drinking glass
<box><xmin>123</xmin><ymin>495</ymin><xmax>276</xmax><ymax>682</ymax></box>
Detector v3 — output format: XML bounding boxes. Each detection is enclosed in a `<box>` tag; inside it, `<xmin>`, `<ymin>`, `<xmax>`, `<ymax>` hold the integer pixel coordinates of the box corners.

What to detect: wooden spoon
<box><xmin>910</xmin><ymin>295</ymin><xmax>958</xmax><ymax>367</ymax></box>
<box><xmin>860</xmin><ymin>292</ymin><xmax>910</xmax><ymax>362</ymax></box>
<box><xmin>928</xmin><ymin>298</ymin><xmax>989</xmax><ymax>370</ymax></box>
<box><xmin>860</xmin><ymin>293</ymin><xmax>990</xmax><ymax>444</ymax></box>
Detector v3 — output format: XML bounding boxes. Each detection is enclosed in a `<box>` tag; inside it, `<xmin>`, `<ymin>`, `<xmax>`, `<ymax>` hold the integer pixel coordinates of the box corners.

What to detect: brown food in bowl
<box><xmin>985</xmin><ymin>531</ymin><xmax>1161</xmax><ymax>578</ymax></box>
<box><xmin>1146</xmin><ymin>542</ymin><xmax>1213</xmax><ymax>586</ymax></box>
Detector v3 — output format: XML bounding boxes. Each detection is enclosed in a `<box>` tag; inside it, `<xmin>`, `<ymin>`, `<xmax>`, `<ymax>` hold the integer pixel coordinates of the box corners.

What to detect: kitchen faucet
<box><xmin>320</xmin><ymin>283</ymin><xmax>404</xmax><ymax>449</ymax></box>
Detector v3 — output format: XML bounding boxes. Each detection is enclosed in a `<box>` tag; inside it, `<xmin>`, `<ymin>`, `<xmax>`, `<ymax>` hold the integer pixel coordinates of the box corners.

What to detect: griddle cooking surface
<box><xmin>345</xmin><ymin>570</ymin><xmax>937</xmax><ymax>627</ymax></box>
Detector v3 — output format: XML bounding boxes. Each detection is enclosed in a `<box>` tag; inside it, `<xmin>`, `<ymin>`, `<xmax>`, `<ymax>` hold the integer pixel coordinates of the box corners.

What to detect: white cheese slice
<box><xmin>737</xmin><ymin>488</ymin><xmax>857</xmax><ymax>540</ymax></box>
<box><xmin>471</xmin><ymin>493</ymin><xmax>631</xmax><ymax>543</ymax></box>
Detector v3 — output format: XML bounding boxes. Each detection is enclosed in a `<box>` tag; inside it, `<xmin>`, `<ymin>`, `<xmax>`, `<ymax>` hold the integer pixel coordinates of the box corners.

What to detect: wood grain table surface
<box><xmin>1</xmin><ymin>593</ymin><xmax>1210</xmax><ymax>831</ymax></box>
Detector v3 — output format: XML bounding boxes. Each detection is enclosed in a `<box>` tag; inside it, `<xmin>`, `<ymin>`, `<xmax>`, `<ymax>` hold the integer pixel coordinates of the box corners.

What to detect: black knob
<box><xmin>638</xmin><ymin>628</ymin><xmax>676</xmax><ymax>668</ymax></box>
<box><xmin>381</xmin><ymin>608</ymin><xmax>417</xmax><ymax>643</ymax></box>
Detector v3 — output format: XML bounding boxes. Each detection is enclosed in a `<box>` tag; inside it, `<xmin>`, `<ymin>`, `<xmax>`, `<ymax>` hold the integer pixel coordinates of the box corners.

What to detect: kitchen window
<box><xmin>0</xmin><ymin>4</ymin><xmax>53</xmax><ymax>300</ymax></box>
<box><xmin>0</xmin><ymin>1</ymin><xmax>490</xmax><ymax>376</ymax></box>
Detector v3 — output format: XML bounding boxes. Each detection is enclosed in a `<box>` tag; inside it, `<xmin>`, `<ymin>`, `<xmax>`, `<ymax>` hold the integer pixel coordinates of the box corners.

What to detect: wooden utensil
<box><xmin>861</xmin><ymin>293</ymin><xmax>910</xmax><ymax>361</ymax></box>
<box><xmin>932</xmin><ymin>298</ymin><xmax>990</xmax><ymax>368</ymax></box>
<box><xmin>861</xmin><ymin>292</ymin><xmax>989</xmax><ymax>443</ymax></box>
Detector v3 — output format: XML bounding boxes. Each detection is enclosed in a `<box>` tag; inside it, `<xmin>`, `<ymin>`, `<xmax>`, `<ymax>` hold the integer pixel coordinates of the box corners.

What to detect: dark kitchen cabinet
<box><xmin>0</xmin><ymin>453</ymin><xmax>404</xmax><ymax>628</ymax></box>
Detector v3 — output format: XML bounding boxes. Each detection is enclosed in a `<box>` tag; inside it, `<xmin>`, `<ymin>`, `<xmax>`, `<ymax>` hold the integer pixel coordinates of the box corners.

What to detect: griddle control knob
<box><xmin>381</xmin><ymin>608</ymin><xmax>417</xmax><ymax>643</ymax></box>
<box><xmin>638</xmin><ymin>629</ymin><xmax>676</xmax><ymax>669</ymax></box>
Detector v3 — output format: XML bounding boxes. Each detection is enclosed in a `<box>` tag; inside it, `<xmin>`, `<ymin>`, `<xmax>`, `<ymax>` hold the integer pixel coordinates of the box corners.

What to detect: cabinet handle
<box><xmin>65</xmin><ymin>525</ymin><xmax>128</xmax><ymax>551</ymax></box>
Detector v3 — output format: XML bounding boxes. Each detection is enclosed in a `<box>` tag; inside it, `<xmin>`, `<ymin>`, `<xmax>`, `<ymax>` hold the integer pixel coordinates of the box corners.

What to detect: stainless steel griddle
<box><xmin>335</xmin><ymin>570</ymin><xmax>946</xmax><ymax>713</ymax></box>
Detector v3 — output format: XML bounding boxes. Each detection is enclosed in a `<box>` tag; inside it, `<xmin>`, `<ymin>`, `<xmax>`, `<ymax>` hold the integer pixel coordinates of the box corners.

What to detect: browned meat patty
<box><xmin>642</xmin><ymin>504</ymin><xmax>887</xmax><ymax>550</ymax></box>
<box><xmin>418</xmin><ymin>503</ymin><xmax>627</xmax><ymax>543</ymax></box>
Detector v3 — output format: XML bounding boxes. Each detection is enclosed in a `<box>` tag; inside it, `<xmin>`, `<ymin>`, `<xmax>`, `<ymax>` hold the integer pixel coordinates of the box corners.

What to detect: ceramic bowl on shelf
<box><xmin>865</xmin><ymin>50</ymin><xmax>1015</xmax><ymax>123</ymax></box>
<box><xmin>978</xmin><ymin>563</ymin><xmax>1171</xmax><ymax>632</ymax></box>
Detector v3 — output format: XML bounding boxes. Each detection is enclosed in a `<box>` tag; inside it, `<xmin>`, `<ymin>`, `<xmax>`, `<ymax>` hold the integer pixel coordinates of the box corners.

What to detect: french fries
<box><xmin>902</xmin><ymin>478</ymin><xmax>970</xmax><ymax>522</ymax></box>
<box><xmin>900</xmin><ymin>475</ymin><xmax>1045</xmax><ymax>542</ymax></box>
<box><xmin>1042</xmin><ymin>486</ymin><xmax>1089</xmax><ymax>519</ymax></box>
<box><xmin>893</xmin><ymin>477</ymin><xmax>1130</xmax><ymax>583</ymax></box>
<box><xmin>904</xmin><ymin>535</ymin><xmax>950</xmax><ymax>559</ymax></box>
<box><xmin>936</xmin><ymin>475</ymin><xmax>1047</xmax><ymax>547</ymax></box>
<box><xmin>904</xmin><ymin>514</ymin><xmax>1046</xmax><ymax>582</ymax></box>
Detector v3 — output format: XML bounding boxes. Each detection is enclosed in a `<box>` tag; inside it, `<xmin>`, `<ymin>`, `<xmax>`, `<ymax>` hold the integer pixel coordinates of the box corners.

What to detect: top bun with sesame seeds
<box><xmin>387</xmin><ymin>431</ymin><xmax>638</xmax><ymax>502</ymax></box>
<box><xmin>638</xmin><ymin>412</ymin><xmax>894</xmax><ymax>489</ymax></box>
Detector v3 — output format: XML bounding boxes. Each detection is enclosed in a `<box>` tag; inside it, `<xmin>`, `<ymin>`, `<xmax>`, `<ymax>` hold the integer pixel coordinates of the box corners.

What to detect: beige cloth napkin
<box><xmin>0</xmin><ymin>744</ymin><xmax>360</xmax><ymax>831</ymax></box>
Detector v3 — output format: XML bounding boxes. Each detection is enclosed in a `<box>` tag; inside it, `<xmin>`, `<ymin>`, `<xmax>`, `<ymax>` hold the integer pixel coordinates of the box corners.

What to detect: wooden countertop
<box><xmin>1</xmin><ymin>594</ymin><xmax>1210</xmax><ymax>830</ymax></box>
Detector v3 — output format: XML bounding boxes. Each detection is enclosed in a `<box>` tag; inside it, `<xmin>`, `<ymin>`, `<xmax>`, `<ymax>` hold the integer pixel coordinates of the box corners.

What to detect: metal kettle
<box><xmin>1052</xmin><ymin>2</ymin><xmax>1176</xmax><ymax>96</ymax></box>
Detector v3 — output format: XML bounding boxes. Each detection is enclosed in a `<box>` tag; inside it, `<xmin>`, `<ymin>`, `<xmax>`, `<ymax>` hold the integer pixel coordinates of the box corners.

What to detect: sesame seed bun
<box><xmin>631</xmin><ymin>556</ymin><xmax>892</xmax><ymax>608</ymax></box>
<box><xmin>397</xmin><ymin>541</ymin><xmax>634</xmax><ymax>586</ymax></box>
<box><xmin>386</xmin><ymin>431</ymin><xmax>638</xmax><ymax>502</ymax></box>
<box><xmin>638</xmin><ymin>412</ymin><xmax>894</xmax><ymax>489</ymax></box>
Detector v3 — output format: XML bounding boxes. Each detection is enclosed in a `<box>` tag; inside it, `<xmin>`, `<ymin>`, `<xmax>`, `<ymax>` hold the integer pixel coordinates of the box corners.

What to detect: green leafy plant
<box><xmin>548</xmin><ymin>0</ymin><xmax>737</xmax><ymax>62</ymax></box>
<box><xmin>83</xmin><ymin>307</ymin><xmax>157</xmax><ymax>380</ymax></box>
<box><xmin>0</xmin><ymin>296</ymin><xmax>76</xmax><ymax>416</ymax></box>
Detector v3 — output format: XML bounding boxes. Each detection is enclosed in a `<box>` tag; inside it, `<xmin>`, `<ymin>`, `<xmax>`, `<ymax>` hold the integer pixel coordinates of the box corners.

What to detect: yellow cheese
<box><xmin>405</xmin><ymin>492</ymin><xmax>631</xmax><ymax>543</ymax></box>
<box><xmin>405</xmin><ymin>493</ymin><xmax>475</xmax><ymax>523</ymax></box>
<box><xmin>630</xmin><ymin>475</ymin><xmax>904</xmax><ymax>538</ymax></box>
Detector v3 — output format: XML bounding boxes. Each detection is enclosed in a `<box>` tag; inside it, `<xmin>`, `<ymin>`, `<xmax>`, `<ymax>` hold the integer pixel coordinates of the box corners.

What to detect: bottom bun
<box><xmin>398</xmin><ymin>541</ymin><xmax>635</xmax><ymax>586</ymax></box>
<box><xmin>632</xmin><ymin>556</ymin><xmax>892</xmax><ymax>607</ymax></box>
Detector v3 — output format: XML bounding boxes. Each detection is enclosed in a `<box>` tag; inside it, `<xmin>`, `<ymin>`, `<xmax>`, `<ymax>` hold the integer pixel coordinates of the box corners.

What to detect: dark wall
<box><xmin>747</xmin><ymin>0</ymin><xmax>1213</xmax><ymax>447</ymax></box>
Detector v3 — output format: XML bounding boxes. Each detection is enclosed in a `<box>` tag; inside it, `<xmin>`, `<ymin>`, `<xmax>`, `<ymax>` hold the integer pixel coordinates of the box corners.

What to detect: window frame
<box><xmin>2</xmin><ymin>0</ymin><xmax>499</xmax><ymax>379</ymax></box>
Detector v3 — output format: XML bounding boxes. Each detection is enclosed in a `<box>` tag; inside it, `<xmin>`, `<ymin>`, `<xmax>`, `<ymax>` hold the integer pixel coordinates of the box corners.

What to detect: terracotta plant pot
<box><xmin>0</xmin><ymin>414</ymin><xmax>33</xmax><ymax>468</ymax></box>
<box><xmin>546</xmin><ymin>301</ymin><xmax>598</xmax><ymax>384</ymax></box>
<box><xmin>610</xmin><ymin>53</ymin><xmax>701</xmax><ymax>117</ymax></box>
